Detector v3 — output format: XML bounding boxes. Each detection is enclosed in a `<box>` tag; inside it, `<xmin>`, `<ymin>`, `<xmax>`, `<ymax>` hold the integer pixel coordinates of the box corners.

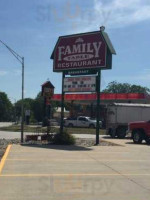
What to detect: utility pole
<box><xmin>0</xmin><ymin>40</ymin><xmax>25</xmax><ymax>143</ymax></box>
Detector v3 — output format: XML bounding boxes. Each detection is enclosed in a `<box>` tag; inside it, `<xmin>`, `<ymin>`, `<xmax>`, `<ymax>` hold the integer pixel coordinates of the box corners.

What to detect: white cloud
<box><xmin>62</xmin><ymin>0</ymin><xmax>150</xmax><ymax>34</ymax></box>
<box><xmin>0</xmin><ymin>69</ymin><xmax>22</xmax><ymax>77</ymax></box>
<box><xmin>94</xmin><ymin>0</ymin><xmax>150</xmax><ymax>28</ymax></box>
<box><xmin>0</xmin><ymin>70</ymin><xmax>8</xmax><ymax>76</ymax></box>
<box><xmin>13</xmin><ymin>69</ymin><xmax>21</xmax><ymax>76</ymax></box>
<box><xmin>105</xmin><ymin>69</ymin><xmax>150</xmax><ymax>84</ymax></box>
<box><xmin>134</xmin><ymin>73</ymin><xmax>150</xmax><ymax>81</ymax></box>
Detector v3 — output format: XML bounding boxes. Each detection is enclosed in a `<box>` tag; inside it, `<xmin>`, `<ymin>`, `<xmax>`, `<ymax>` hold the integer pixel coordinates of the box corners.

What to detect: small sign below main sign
<box><xmin>65</xmin><ymin>69</ymin><xmax>97</xmax><ymax>76</ymax></box>
<box><xmin>64</xmin><ymin>76</ymin><xmax>96</xmax><ymax>93</ymax></box>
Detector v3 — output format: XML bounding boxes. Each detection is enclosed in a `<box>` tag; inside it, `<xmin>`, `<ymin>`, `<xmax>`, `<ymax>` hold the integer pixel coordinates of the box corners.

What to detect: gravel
<box><xmin>75</xmin><ymin>138</ymin><xmax>121</xmax><ymax>147</ymax></box>
<box><xmin>0</xmin><ymin>139</ymin><xmax>20</xmax><ymax>160</ymax></box>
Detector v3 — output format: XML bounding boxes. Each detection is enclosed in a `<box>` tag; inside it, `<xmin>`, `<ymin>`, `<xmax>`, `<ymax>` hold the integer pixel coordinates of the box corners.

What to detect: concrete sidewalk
<box><xmin>0</xmin><ymin>142</ymin><xmax>150</xmax><ymax>200</ymax></box>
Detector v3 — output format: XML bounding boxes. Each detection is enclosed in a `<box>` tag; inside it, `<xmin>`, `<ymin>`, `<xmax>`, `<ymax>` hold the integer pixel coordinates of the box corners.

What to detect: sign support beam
<box><xmin>96</xmin><ymin>70</ymin><xmax>101</xmax><ymax>145</ymax></box>
<box><xmin>60</xmin><ymin>72</ymin><xmax>65</xmax><ymax>134</ymax></box>
<box><xmin>51</xmin><ymin>28</ymin><xmax>116</xmax><ymax>142</ymax></box>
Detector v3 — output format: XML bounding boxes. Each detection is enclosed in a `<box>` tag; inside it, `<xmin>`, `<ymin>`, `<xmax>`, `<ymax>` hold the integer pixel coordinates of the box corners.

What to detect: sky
<box><xmin>0</xmin><ymin>0</ymin><xmax>150</xmax><ymax>102</ymax></box>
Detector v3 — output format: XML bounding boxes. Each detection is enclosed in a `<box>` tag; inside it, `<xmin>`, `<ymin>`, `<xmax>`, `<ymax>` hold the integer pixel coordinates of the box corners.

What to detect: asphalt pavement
<box><xmin>0</xmin><ymin>136</ymin><xmax>150</xmax><ymax>200</ymax></box>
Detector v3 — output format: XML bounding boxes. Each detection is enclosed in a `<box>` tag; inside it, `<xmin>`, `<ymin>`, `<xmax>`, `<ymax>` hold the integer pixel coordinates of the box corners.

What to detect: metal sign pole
<box><xmin>60</xmin><ymin>72</ymin><xmax>65</xmax><ymax>134</ymax></box>
<box><xmin>96</xmin><ymin>70</ymin><xmax>101</xmax><ymax>145</ymax></box>
<box><xmin>21</xmin><ymin>57</ymin><xmax>24</xmax><ymax>143</ymax></box>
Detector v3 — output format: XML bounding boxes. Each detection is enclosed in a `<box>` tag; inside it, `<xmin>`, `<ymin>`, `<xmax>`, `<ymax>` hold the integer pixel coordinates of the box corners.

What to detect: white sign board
<box><xmin>64</xmin><ymin>76</ymin><xmax>96</xmax><ymax>92</ymax></box>
<box><xmin>25</xmin><ymin>110</ymin><xmax>30</xmax><ymax>116</ymax></box>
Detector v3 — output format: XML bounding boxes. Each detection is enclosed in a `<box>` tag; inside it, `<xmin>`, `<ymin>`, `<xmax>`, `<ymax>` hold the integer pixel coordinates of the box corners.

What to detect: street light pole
<box><xmin>21</xmin><ymin>57</ymin><xmax>24</xmax><ymax>143</ymax></box>
<box><xmin>0</xmin><ymin>39</ymin><xmax>24</xmax><ymax>143</ymax></box>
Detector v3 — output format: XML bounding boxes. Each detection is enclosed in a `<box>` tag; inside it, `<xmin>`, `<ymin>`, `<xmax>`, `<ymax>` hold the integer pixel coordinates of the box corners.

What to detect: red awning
<box><xmin>52</xmin><ymin>93</ymin><xmax>147</xmax><ymax>101</ymax></box>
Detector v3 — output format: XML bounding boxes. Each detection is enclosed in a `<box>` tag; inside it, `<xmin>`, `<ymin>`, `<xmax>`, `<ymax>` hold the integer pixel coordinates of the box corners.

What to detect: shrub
<box><xmin>53</xmin><ymin>129</ymin><xmax>75</xmax><ymax>145</ymax></box>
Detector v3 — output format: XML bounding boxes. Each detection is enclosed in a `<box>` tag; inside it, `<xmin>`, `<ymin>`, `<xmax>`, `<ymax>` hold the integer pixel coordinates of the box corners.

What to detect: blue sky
<box><xmin>0</xmin><ymin>0</ymin><xmax>150</xmax><ymax>102</ymax></box>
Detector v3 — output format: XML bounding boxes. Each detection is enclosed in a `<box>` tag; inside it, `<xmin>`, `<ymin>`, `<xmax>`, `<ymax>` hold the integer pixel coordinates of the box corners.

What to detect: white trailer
<box><xmin>106</xmin><ymin>103</ymin><xmax>150</xmax><ymax>138</ymax></box>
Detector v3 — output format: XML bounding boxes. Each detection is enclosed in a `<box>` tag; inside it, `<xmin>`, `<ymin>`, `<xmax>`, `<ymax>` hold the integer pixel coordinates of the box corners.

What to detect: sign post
<box><xmin>96</xmin><ymin>70</ymin><xmax>101</xmax><ymax>145</ymax></box>
<box><xmin>60</xmin><ymin>72</ymin><xmax>65</xmax><ymax>134</ymax></box>
<box><xmin>51</xmin><ymin>27</ymin><xmax>116</xmax><ymax>144</ymax></box>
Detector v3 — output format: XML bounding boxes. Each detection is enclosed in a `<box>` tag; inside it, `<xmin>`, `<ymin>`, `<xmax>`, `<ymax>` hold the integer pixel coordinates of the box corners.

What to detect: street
<box><xmin>0</xmin><ymin>122</ymin><xmax>13</xmax><ymax>128</ymax></box>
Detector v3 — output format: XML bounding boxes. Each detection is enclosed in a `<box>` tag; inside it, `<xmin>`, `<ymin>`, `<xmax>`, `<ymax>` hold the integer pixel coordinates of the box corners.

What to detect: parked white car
<box><xmin>64</xmin><ymin>116</ymin><xmax>102</xmax><ymax>128</ymax></box>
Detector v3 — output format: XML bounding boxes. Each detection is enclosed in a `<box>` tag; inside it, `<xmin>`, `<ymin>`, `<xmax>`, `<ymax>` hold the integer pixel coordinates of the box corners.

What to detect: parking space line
<box><xmin>0</xmin><ymin>145</ymin><xmax>12</xmax><ymax>174</ymax></box>
<box><xmin>10</xmin><ymin>151</ymin><xmax>131</xmax><ymax>153</ymax></box>
<box><xmin>0</xmin><ymin>173</ymin><xmax>150</xmax><ymax>177</ymax></box>
<box><xmin>6</xmin><ymin>159</ymin><xmax>150</xmax><ymax>162</ymax></box>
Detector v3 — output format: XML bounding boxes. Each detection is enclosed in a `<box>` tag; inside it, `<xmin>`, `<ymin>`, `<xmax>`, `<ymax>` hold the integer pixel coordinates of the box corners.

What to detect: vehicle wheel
<box><xmin>89</xmin><ymin>124</ymin><xmax>95</xmax><ymax>128</ymax></box>
<box><xmin>117</xmin><ymin>127</ymin><xmax>127</xmax><ymax>139</ymax></box>
<box><xmin>109</xmin><ymin>129</ymin><xmax>116</xmax><ymax>138</ymax></box>
<box><xmin>68</xmin><ymin>123</ymin><xmax>73</xmax><ymax>128</ymax></box>
<box><xmin>145</xmin><ymin>137</ymin><xmax>150</xmax><ymax>145</ymax></box>
<box><xmin>133</xmin><ymin>130</ymin><xmax>143</xmax><ymax>144</ymax></box>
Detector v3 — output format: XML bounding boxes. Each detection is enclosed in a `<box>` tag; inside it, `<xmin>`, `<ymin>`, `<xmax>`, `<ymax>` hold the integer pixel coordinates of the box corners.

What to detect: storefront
<box><xmin>52</xmin><ymin>93</ymin><xmax>150</xmax><ymax>127</ymax></box>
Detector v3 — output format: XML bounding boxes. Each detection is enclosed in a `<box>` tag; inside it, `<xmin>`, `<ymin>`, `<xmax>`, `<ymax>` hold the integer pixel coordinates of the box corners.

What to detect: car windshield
<box><xmin>84</xmin><ymin>117</ymin><xmax>95</xmax><ymax>120</ymax></box>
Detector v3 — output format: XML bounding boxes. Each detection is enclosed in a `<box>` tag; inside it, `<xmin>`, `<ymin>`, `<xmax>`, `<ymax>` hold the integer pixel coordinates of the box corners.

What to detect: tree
<box><xmin>102</xmin><ymin>81</ymin><xmax>150</xmax><ymax>94</ymax></box>
<box><xmin>15</xmin><ymin>98</ymin><xmax>34</xmax><ymax>121</ymax></box>
<box><xmin>32</xmin><ymin>92</ymin><xmax>44</xmax><ymax>122</ymax></box>
<box><xmin>32</xmin><ymin>92</ymin><xmax>60</xmax><ymax>122</ymax></box>
<box><xmin>0</xmin><ymin>92</ymin><xmax>13</xmax><ymax>121</ymax></box>
<box><xmin>130</xmin><ymin>85</ymin><xmax>150</xmax><ymax>93</ymax></box>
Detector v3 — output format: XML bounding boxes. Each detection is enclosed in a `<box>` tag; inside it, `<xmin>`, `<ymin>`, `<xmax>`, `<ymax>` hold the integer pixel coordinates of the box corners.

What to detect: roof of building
<box><xmin>52</xmin><ymin>93</ymin><xmax>149</xmax><ymax>101</ymax></box>
<box><xmin>41</xmin><ymin>81</ymin><xmax>55</xmax><ymax>88</ymax></box>
<box><xmin>101</xmin><ymin>31</ymin><xmax>116</xmax><ymax>54</ymax></box>
<box><xmin>110</xmin><ymin>103</ymin><xmax>150</xmax><ymax>107</ymax></box>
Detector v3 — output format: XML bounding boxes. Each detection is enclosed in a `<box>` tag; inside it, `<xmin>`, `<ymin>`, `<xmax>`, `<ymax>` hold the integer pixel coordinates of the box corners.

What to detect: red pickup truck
<box><xmin>128</xmin><ymin>121</ymin><xmax>150</xmax><ymax>144</ymax></box>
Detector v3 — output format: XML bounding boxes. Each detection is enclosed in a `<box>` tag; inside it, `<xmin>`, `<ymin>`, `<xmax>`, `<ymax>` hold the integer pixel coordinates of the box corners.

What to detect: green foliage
<box><xmin>29</xmin><ymin>113</ymin><xmax>36</xmax><ymax>123</ymax></box>
<box><xmin>53</xmin><ymin>129</ymin><xmax>75</xmax><ymax>145</ymax></box>
<box><xmin>1</xmin><ymin>81</ymin><xmax>150</xmax><ymax>123</ymax></box>
<box><xmin>15</xmin><ymin>98</ymin><xmax>34</xmax><ymax>118</ymax></box>
<box><xmin>0</xmin><ymin>92</ymin><xmax>13</xmax><ymax>121</ymax></box>
<box><xmin>15</xmin><ymin>92</ymin><xmax>60</xmax><ymax>123</ymax></box>
<box><xmin>32</xmin><ymin>92</ymin><xmax>44</xmax><ymax>122</ymax></box>
<box><xmin>102</xmin><ymin>81</ymin><xmax>150</xmax><ymax>94</ymax></box>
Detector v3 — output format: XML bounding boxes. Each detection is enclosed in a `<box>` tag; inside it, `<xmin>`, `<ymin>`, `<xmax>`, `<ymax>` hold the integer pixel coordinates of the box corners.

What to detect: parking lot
<box><xmin>0</xmin><ymin>136</ymin><xmax>150</xmax><ymax>200</ymax></box>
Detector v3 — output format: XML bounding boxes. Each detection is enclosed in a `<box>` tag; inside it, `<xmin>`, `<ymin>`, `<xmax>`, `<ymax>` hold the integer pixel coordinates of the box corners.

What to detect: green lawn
<box><xmin>0</xmin><ymin>125</ymin><xmax>106</xmax><ymax>135</ymax></box>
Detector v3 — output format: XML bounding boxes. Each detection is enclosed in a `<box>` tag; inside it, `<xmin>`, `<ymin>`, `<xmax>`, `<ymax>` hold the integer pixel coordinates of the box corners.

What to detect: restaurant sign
<box><xmin>51</xmin><ymin>31</ymin><xmax>111</xmax><ymax>72</ymax></box>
